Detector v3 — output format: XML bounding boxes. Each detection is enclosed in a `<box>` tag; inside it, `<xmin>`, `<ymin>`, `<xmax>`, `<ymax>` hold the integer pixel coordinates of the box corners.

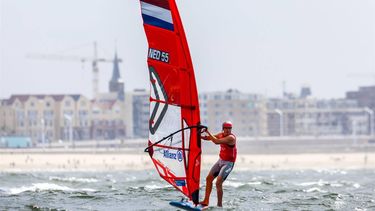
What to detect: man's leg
<box><xmin>201</xmin><ymin>160</ymin><xmax>221</xmax><ymax>205</ymax></box>
<box><xmin>200</xmin><ymin>173</ymin><xmax>214</xmax><ymax>205</ymax></box>
<box><xmin>215</xmin><ymin>161</ymin><xmax>234</xmax><ymax>207</ymax></box>
<box><xmin>215</xmin><ymin>176</ymin><xmax>224</xmax><ymax>207</ymax></box>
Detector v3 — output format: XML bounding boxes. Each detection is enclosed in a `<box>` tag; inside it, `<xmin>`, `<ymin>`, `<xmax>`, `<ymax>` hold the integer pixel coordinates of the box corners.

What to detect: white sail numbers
<box><xmin>148</xmin><ymin>48</ymin><xmax>169</xmax><ymax>63</ymax></box>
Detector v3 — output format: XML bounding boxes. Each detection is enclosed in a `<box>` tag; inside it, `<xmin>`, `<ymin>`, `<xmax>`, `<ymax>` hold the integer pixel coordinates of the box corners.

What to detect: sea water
<box><xmin>1</xmin><ymin>169</ymin><xmax>375</xmax><ymax>210</ymax></box>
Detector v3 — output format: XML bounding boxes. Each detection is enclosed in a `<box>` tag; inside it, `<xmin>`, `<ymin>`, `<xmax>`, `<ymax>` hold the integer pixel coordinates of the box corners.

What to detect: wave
<box><xmin>224</xmin><ymin>181</ymin><xmax>262</xmax><ymax>188</ymax></box>
<box><xmin>315</xmin><ymin>169</ymin><xmax>348</xmax><ymax>175</ymax></box>
<box><xmin>297</xmin><ymin>180</ymin><xmax>343</xmax><ymax>187</ymax></box>
<box><xmin>125</xmin><ymin>176</ymin><xmax>137</xmax><ymax>182</ymax></box>
<box><xmin>3</xmin><ymin>183</ymin><xmax>96</xmax><ymax>195</ymax></box>
<box><xmin>304</xmin><ymin>187</ymin><xmax>327</xmax><ymax>193</ymax></box>
<box><xmin>224</xmin><ymin>181</ymin><xmax>245</xmax><ymax>188</ymax></box>
<box><xmin>49</xmin><ymin>176</ymin><xmax>98</xmax><ymax>183</ymax></box>
<box><xmin>144</xmin><ymin>184</ymin><xmax>170</xmax><ymax>190</ymax></box>
<box><xmin>127</xmin><ymin>183</ymin><xmax>171</xmax><ymax>193</ymax></box>
<box><xmin>352</xmin><ymin>183</ymin><xmax>360</xmax><ymax>188</ymax></box>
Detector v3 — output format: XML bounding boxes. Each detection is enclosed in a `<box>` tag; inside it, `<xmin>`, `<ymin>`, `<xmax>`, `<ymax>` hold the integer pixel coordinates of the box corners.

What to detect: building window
<box><xmin>44</xmin><ymin>110</ymin><xmax>54</xmax><ymax>117</ymax></box>
<box><xmin>79</xmin><ymin>110</ymin><xmax>88</xmax><ymax>115</ymax></box>
<box><xmin>63</xmin><ymin>110</ymin><xmax>73</xmax><ymax>116</ymax></box>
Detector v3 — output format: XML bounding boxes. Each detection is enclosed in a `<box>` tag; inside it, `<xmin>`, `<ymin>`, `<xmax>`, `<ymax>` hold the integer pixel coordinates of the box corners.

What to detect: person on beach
<box><xmin>200</xmin><ymin>121</ymin><xmax>237</xmax><ymax>207</ymax></box>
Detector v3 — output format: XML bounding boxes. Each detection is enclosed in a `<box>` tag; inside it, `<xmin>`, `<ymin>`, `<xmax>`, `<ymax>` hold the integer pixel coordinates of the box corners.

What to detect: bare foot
<box><xmin>199</xmin><ymin>201</ymin><xmax>209</xmax><ymax>206</ymax></box>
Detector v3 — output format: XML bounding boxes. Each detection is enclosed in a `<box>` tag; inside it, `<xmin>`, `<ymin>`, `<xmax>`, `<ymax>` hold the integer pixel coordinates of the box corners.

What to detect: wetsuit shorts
<box><xmin>209</xmin><ymin>159</ymin><xmax>235</xmax><ymax>181</ymax></box>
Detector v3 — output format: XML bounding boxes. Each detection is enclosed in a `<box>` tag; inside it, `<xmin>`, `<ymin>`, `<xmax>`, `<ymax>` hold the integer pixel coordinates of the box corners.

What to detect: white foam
<box><xmin>330</xmin><ymin>183</ymin><xmax>343</xmax><ymax>187</ymax></box>
<box><xmin>49</xmin><ymin>176</ymin><xmax>98</xmax><ymax>183</ymax></box>
<box><xmin>5</xmin><ymin>183</ymin><xmax>96</xmax><ymax>195</ymax></box>
<box><xmin>80</xmin><ymin>188</ymin><xmax>97</xmax><ymax>192</ymax></box>
<box><xmin>144</xmin><ymin>184</ymin><xmax>169</xmax><ymax>190</ymax></box>
<box><xmin>247</xmin><ymin>181</ymin><xmax>262</xmax><ymax>185</ymax></box>
<box><xmin>353</xmin><ymin>183</ymin><xmax>360</xmax><ymax>188</ymax></box>
<box><xmin>224</xmin><ymin>181</ymin><xmax>244</xmax><ymax>188</ymax></box>
<box><xmin>125</xmin><ymin>176</ymin><xmax>137</xmax><ymax>182</ymax></box>
<box><xmin>297</xmin><ymin>179</ymin><xmax>333</xmax><ymax>187</ymax></box>
<box><xmin>298</xmin><ymin>181</ymin><xmax>320</xmax><ymax>186</ymax></box>
<box><xmin>8</xmin><ymin>183</ymin><xmax>73</xmax><ymax>195</ymax></box>
<box><xmin>224</xmin><ymin>180</ymin><xmax>261</xmax><ymax>188</ymax></box>
<box><xmin>304</xmin><ymin>187</ymin><xmax>327</xmax><ymax>193</ymax></box>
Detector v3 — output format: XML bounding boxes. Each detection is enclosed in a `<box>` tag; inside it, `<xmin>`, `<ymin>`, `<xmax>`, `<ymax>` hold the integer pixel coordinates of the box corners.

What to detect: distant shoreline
<box><xmin>1</xmin><ymin>149</ymin><xmax>374</xmax><ymax>172</ymax></box>
<box><xmin>1</xmin><ymin>136</ymin><xmax>375</xmax><ymax>171</ymax></box>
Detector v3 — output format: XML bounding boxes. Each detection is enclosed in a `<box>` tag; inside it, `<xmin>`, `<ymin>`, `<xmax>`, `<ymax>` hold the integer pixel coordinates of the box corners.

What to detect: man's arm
<box><xmin>206</xmin><ymin>130</ymin><xmax>235</xmax><ymax>145</ymax></box>
<box><xmin>201</xmin><ymin>132</ymin><xmax>221</xmax><ymax>140</ymax></box>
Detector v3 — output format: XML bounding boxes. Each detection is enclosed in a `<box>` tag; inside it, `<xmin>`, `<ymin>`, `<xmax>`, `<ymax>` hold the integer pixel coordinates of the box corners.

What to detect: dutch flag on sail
<box><xmin>141</xmin><ymin>0</ymin><xmax>174</xmax><ymax>31</ymax></box>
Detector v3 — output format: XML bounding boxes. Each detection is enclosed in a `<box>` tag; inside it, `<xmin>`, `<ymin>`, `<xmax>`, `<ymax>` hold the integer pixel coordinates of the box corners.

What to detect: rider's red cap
<box><xmin>222</xmin><ymin>121</ymin><xmax>233</xmax><ymax>128</ymax></box>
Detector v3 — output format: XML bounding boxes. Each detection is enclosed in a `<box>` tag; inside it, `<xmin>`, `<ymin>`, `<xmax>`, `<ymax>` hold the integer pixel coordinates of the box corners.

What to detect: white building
<box><xmin>199</xmin><ymin>89</ymin><xmax>267</xmax><ymax>136</ymax></box>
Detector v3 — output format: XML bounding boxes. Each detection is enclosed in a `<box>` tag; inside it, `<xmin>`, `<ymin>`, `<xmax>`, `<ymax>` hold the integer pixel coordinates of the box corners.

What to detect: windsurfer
<box><xmin>200</xmin><ymin>121</ymin><xmax>237</xmax><ymax>207</ymax></box>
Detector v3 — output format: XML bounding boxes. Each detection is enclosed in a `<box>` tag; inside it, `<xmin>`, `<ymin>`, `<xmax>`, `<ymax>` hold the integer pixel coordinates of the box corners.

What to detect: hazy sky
<box><xmin>1</xmin><ymin>0</ymin><xmax>374</xmax><ymax>99</ymax></box>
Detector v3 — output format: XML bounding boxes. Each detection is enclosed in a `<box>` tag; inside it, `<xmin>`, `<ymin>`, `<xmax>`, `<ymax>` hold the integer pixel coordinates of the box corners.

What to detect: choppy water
<box><xmin>1</xmin><ymin>169</ymin><xmax>375</xmax><ymax>210</ymax></box>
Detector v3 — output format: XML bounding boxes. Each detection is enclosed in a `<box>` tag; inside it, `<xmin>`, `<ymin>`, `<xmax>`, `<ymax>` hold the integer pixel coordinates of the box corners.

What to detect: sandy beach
<box><xmin>1</xmin><ymin>149</ymin><xmax>374</xmax><ymax>171</ymax></box>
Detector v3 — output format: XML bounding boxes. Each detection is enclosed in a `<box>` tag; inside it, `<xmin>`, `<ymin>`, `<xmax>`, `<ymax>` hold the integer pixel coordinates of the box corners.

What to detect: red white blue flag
<box><xmin>141</xmin><ymin>0</ymin><xmax>174</xmax><ymax>31</ymax></box>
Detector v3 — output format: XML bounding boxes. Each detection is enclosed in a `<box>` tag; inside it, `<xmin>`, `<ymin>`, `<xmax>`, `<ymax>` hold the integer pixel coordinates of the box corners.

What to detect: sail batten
<box><xmin>139</xmin><ymin>0</ymin><xmax>202</xmax><ymax>204</ymax></box>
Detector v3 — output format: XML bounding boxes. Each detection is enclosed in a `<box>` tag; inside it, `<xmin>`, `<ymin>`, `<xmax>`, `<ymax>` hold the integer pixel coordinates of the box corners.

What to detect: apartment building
<box><xmin>267</xmin><ymin>97</ymin><xmax>369</xmax><ymax>136</ymax></box>
<box><xmin>0</xmin><ymin>99</ymin><xmax>15</xmax><ymax>136</ymax></box>
<box><xmin>0</xmin><ymin>93</ymin><xmax>133</xmax><ymax>143</ymax></box>
<box><xmin>130</xmin><ymin>89</ymin><xmax>149</xmax><ymax>138</ymax></box>
<box><xmin>199</xmin><ymin>89</ymin><xmax>268</xmax><ymax>136</ymax></box>
<box><xmin>91</xmin><ymin>93</ymin><xmax>126</xmax><ymax>140</ymax></box>
<box><xmin>0</xmin><ymin>95</ymin><xmax>91</xmax><ymax>144</ymax></box>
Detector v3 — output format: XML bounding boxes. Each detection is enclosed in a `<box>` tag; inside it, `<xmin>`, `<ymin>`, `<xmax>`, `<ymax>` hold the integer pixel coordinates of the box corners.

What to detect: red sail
<box><xmin>140</xmin><ymin>0</ymin><xmax>201</xmax><ymax>204</ymax></box>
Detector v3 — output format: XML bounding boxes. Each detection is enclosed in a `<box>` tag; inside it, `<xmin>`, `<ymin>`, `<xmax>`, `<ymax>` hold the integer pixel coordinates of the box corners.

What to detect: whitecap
<box><xmin>353</xmin><ymin>183</ymin><xmax>360</xmax><ymax>188</ymax></box>
<box><xmin>339</xmin><ymin>171</ymin><xmax>347</xmax><ymax>175</ymax></box>
<box><xmin>8</xmin><ymin>183</ymin><xmax>74</xmax><ymax>195</ymax></box>
<box><xmin>247</xmin><ymin>181</ymin><xmax>262</xmax><ymax>185</ymax></box>
<box><xmin>80</xmin><ymin>188</ymin><xmax>97</xmax><ymax>192</ymax></box>
<box><xmin>5</xmin><ymin>183</ymin><xmax>96</xmax><ymax>195</ymax></box>
<box><xmin>224</xmin><ymin>181</ymin><xmax>245</xmax><ymax>188</ymax></box>
<box><xmin>330</xmin><ymin>183</ymin><xmax>343</xmax><ymax>187</ymax></box>
<box><xmin>304</xmin><ymin>187</ymin><xmax>327</xmax><ymax>193</ymax></box>
<box><xmin>144</xmin><ymin>184</ymin><xmax>168</xmax><ymax>190</ymax></box>
<box><xmin>49</xmin><ymin>176</ymin><xmax>98</xmax><ymax>183</ymax></box>
<box><xmin>125</xmin><ymin>176</ymin><xmax>137</xmax><ymax>182</ymax></box>
<box><xmin>298</xmin><ymin>179</ymin><xmax>326</xmax><ymax>187</ymax></box>
<box><xmin>298</xmin><ymin>181</ymin><xmax>319</xmax><ymax>187</ymax></box>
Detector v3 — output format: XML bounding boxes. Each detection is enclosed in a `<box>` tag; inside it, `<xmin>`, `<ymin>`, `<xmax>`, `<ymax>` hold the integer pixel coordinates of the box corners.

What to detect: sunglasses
<box><xmin>222</xmin><ymin>127</ymin><xmax>232</xmax><ymax>129</ymax></box>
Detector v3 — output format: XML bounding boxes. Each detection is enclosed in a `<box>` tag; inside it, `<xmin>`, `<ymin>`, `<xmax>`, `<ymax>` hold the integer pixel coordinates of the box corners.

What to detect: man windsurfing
<box><xmin>200</xmin><ymin>121</ymin><xmax>237</xmax><ymax>207</ymax></box>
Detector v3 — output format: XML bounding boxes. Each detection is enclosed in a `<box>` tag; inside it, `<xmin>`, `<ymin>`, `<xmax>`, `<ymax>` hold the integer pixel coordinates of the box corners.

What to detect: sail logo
<box><xmin>163</xmin><ymin>150</ymin><xmax>183</xmax><ymax>162</ymax></box>
<box><xmin>177</xmin><ymin>150</ymin><xmax>183</xmax><ymax>162</ymax></box>
<box><xmin>148</xmin><ymin>48</ymin><xmax>169</xmax><ymax>63</ymax></box>
<box><xmin>149</xmin><ymin>67</ymin><xmax>168</xmax><ymax>135</ymax></box>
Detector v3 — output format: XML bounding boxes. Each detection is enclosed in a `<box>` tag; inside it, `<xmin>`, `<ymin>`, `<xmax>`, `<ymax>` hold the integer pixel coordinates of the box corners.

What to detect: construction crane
<box><xmin>27</xmin><ymin>42</ymin><xmax>122</xmax><ymax>98</ymax></box>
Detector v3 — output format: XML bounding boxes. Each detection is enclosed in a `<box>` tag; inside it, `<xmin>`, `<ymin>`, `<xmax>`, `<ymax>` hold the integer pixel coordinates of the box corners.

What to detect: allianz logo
<box><xmin>163</xmin><ymin>150</ymin><xmax>183</xmax><ymax>162</ymax></box>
